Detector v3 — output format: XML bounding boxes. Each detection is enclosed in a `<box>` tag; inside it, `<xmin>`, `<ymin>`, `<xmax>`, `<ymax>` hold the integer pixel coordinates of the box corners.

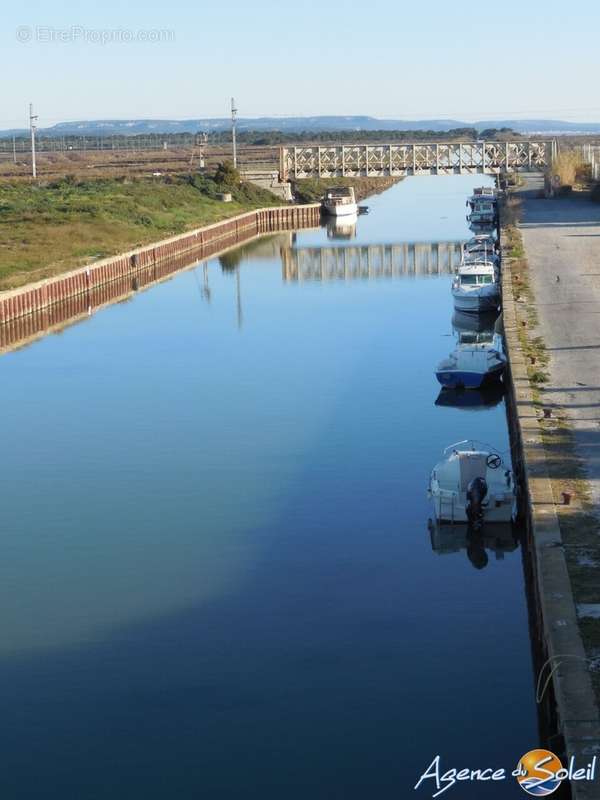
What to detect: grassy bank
<box><xmin>291</xmin><ymin>176</ymin><xmax>400</xmax><ymax>204</ymax></box>
<box><xmin>0</xmin><ymin>172</ymin><xmax>280</xmax><ymax>290</ymax></box>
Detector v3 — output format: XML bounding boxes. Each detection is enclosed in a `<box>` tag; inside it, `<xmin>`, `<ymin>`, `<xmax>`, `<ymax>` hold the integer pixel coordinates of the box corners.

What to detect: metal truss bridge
<box><xmin>281</xmin><ymin>241</ymin><xmax>464</xmax><ymax>282</ymax></box>
<box><xmin>280</xmin><ymin>140</ymin><xmax>555</xmax><ymax>179</ymax></box>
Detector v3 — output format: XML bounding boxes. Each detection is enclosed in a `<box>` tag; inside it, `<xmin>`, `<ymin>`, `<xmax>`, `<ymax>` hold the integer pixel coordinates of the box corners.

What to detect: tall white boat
<box><xmin>322</xmin><ymin>187</ymin><xmax>358</xmax><ymax>217</ymax></box>
<box><xmin>428</xmin><ymin>440</ymin><xmax>517</xmax><ymax>525</ymax></box>
<box><xmin>451</xmin><ymin>261</ymin><xmax>499</xmax><ymax>313</ymax></box>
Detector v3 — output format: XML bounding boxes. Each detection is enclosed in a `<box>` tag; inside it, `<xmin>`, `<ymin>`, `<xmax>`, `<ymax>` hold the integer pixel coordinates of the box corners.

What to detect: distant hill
<box><xmin>2</xmin><ymin>116</ymin><xmax>600</xmax><ymax>138</ymax></box>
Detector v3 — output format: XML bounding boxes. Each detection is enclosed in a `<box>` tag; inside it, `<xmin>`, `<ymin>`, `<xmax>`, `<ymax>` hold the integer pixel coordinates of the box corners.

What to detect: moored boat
<box><xmin>466</xmin><ymin>188</ymin><xmax>498</xmax><ymax>226</ymax></box>
<box><xmin>428</xmin><ymin>440</ymin><xmax>517</xmax><ymax>526</ymax></box>
<box><xmin>322</xmin><ymin>187</ymin><xmax>358</xmax><ymax>217</ymax></box>
<box><xmin>451</xmin><ymin>262</ymin><xmax>499</xmax><ymax>313</ymax></box>
<box><xmin>435</xmin><ymin>343</ymin><xmax>506</xmax><ymax>389</ymax></box>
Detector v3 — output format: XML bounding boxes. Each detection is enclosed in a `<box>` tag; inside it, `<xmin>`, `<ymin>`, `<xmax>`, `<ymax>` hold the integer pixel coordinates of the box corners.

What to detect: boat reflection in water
<box><xmin>428</xmin><ymin>521</ymin><xmax>518</xmax><ymax>569</ymax></box>
<box><xmin>326</xmin><ymin>212</ymin><xmax>358</xmax><ymax>240</ymax></box>
<box><xmin>452</xmin><ymin>309</ymin><xmax>500</xmax><ymax>338</ymax></box>
<box><xmin>435</xmin><ymin>382</ymin><xmax>505</xmax><ymax>410</ymax></box>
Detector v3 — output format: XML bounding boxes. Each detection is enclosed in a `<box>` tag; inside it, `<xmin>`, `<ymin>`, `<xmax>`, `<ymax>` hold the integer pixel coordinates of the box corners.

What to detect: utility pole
<box><xmin>231</xmin><ymin>97</ymin><xmax>237</xmax><ymax>169</ymax></box>
<box><xmin>29</xmin><ymin>103</ymin><xmax>38</xmax><ymax>178</ymax></box>
<box><xmin>12</xmin><ymin>135</ymin><xmax>16</xmax><ymax>164</ymax></box>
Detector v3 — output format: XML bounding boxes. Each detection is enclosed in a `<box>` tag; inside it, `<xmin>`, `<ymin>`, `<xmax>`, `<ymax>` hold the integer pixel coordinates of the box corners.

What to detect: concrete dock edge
<box><xmin>501</xmin><ymin>219</ymin><xmax>600</xmax><ymax>799</ymax></box>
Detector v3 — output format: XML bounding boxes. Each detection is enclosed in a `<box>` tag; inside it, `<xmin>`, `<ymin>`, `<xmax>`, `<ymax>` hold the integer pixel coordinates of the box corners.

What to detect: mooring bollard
<box><xmin>561</xmin><ymin>491</ymin><xmax>572</xmax><ymax>506</ymax></box>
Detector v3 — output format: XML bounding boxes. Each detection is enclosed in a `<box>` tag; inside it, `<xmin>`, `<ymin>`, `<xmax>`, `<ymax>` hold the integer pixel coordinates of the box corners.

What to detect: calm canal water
<box><xmin>0</xmin><ymin>176</ymin><xmax>538</xmax><ymax>798</ymax></box>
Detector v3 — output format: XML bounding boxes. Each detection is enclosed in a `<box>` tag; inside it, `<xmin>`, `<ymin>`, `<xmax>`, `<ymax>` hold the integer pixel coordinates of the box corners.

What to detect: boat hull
<box><xmin>435</xmin><ymin>365</ymin><xmax>503</xmax><ymax>389</ymax></box>
<box><xmin>432</xmin><ymin>494</ymin><xmax>515</xmax><ymax>524</ymax></box>
<box><xmin>452</xmin><ymin>291</ymin><xmax>499</xmax><ymax>313</ymax></box>
<box><xmin>323</xmin><ymin>202</ymin><xmax>358</xmax><ymax>217</ymax></box>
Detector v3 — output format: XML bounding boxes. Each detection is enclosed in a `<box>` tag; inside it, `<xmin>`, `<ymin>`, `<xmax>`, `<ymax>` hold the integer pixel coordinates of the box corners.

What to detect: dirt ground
<box><xmin>0</xmin><ymin>145</ymin><xmax>279</xmax><ymax>182</ymax></box>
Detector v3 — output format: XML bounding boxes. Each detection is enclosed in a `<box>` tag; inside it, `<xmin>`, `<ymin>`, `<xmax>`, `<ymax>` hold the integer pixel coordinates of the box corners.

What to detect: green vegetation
<box><xmin>0</xmin><ymin>165</ymin><xmax>280</xmax><ymax>289</ymax></box>
<box><xmin>208</xmin><ymin>126</ymin><xmax>522</xmax><ymax>146</ymax></box>
<box><xmin>478</xmin><ymin>127</ymin><xmax>520</xmax><ymax>140</ymax></box>
<box><xmin>210</xmin><ymin>128</ymin><xmax>481</xmax><ymax>146</ymax></box>
<box><xmin>550</xmin><ymin>150</ymin><xmax>586</xmax><ymax>189</ymax></box>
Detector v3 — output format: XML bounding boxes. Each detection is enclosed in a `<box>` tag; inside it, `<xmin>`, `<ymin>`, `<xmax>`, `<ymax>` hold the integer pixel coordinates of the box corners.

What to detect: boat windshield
<box><xmin>460</xmin><ymin>274</ymin><xmax>494</xmax><ymax>285</ymax></box>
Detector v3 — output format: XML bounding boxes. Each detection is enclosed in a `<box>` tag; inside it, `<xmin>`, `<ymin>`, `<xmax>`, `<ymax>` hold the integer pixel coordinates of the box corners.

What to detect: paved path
<box><xmin>519</xmin><ymin>176</ymin><xmax>600</xmax><ymax>504</ymax></box>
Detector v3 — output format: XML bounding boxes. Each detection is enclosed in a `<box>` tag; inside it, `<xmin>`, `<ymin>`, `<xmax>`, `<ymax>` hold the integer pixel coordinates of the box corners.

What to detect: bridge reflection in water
<box><xmin>281</xmin><ymin>241</ymin><xmax>464</xmax><ymax>282</ymax></box>
<box><xmin>0</xmin><ymin>236</ymin><xmax>465</xmax><ymax>354</ymax></box>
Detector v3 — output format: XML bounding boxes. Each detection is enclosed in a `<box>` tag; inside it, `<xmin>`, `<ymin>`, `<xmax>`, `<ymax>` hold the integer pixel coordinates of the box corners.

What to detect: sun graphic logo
<box><xmin>515</xmin><ymin>749</ymin><xmax>563</xmax><ymax>796</ymax></box>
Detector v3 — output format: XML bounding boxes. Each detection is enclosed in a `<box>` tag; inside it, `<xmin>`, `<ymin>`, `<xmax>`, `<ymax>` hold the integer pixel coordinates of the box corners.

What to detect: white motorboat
<box><xmin>322</xmin><ymin>187</ymin><xmax>358</xmax><ymax>217</ymax></box>
<box><xmin>451</xmin><ymin>262</ymin><xmax>500</xmax><ymax>313</ymax></box>
<box><xmin>467</xmin><ymin>188</ymin><xmax>497</xmax><ymax>217</ymax></box>
<box><xmin>428</xmin><ymin>440</ymin><xmax>517</xmax><ymax>525</ymax></box>
<box><xmin>435</xmin><ymin>343</ymin><xmax>506</xmax><ymax>389</ymax></box>
<box><xmin>466</xmin><ymin>190</ymin><xmax>498</xmax><ymax>227</ymax></box>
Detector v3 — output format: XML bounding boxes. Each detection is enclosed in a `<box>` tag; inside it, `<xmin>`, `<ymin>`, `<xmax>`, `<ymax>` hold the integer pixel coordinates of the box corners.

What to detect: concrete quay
<box><xmin>502</xmin><ymin>176</ymin><xmax>600</xmax><ymax>798</ymax></box>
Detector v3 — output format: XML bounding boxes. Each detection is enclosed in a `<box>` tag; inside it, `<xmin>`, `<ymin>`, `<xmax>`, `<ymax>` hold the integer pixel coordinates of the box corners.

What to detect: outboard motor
<box><xmin>466</xmin><ymin>476</ymin><xmax>488</xmax><ymax>531</ymax></box>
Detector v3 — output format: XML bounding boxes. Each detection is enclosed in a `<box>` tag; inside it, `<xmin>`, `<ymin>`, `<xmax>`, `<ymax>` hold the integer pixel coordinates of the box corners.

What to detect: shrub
<box><xmin>551</xmin><ymin>151</ymin><xmax>584</xmax><ymax>188</ymax></box>
<box><xmin>213</xmin><ymin>161</ymin><xmax>241</xmax><ymax>188</ymax></box>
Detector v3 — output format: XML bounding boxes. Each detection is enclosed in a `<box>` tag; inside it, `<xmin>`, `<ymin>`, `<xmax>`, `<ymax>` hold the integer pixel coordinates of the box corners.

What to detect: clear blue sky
<box><xmin>2</xmin><ymin>0</ymin><xmax>599</xmax><ymax>128</ymax></box>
